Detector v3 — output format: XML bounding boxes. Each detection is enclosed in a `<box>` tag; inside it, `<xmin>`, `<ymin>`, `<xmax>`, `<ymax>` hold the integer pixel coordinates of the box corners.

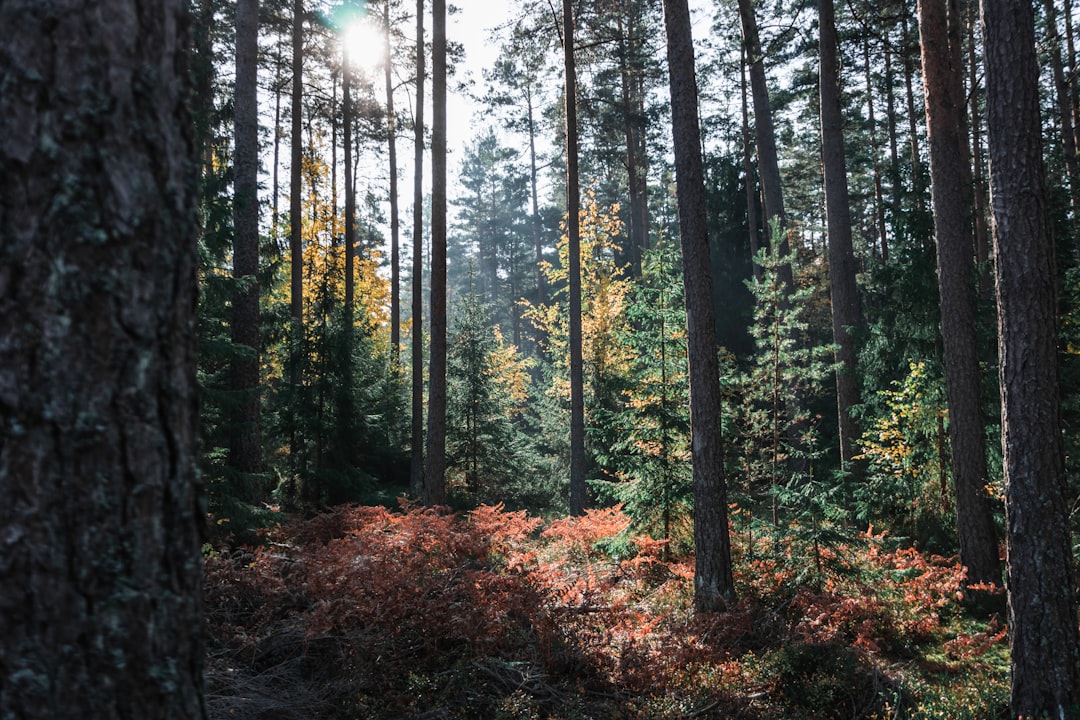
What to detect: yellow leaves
<box><xmin>486</xmin><ymin>328</ymin><xmax>532</xmax><ymax>413</ymax></box>
<box><xmin>522</xmin><ymin>191</ymin><xmax>634</xmax><ymax>399</ymax></box>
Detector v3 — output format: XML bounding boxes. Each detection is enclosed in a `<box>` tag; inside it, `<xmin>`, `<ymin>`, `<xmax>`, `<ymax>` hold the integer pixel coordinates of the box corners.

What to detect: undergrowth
<box><xmin>204</xmin><ymin>502</ymin><xmax>1008</xmax><ymax>719</ymax></box>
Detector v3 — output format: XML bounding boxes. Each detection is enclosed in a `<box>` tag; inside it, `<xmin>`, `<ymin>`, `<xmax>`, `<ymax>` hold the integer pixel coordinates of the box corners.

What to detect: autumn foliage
<box><xmin>204</xmin><ymin>503</ymin><xmax>1008</xmax><ymax>719</ymax></box>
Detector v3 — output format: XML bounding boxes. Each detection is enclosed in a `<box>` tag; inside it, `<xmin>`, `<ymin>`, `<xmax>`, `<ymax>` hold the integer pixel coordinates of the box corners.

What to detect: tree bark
<box><xmin>983</xmin><ymin>0</ymin><xmax>1080</xmax><ymax>713</ymax></box>
<box><xmin>662</xmin><ymin>0</ymin><xmax>736</xmax><ymax>612</ymax></box>
<box><xmin>410</xmin><ymin>0</ymin><xmax>426</xmax><ymax>498</ymax></box>
<box><xmin>289</xmin><ymin>0</ymin><xmax>305</xmax><ymax>479</ymax></box>
<box><xmin>916</xmin><ymin>0</ymin><xmax>1002</xmax><ymax>590</ymax></box>
<box><xmin>818</xmin><ymin>0</ymin><xmax>864</xmax><ymax>468</ymax></box>
<box><xmin>0</xmin><ymin>2</ymin><xmax>204</xmax><ymax>717</ymax></box>
<box><xmin>564</xmin><ymin>0</ymin><xmax>588</xmax><ymax>516</ymax></box>
<box><xmin>231</xmin><ymin>0</ymin><xmax>263</xmax><ymax>483</ymax></box>
<box><xmin>737</xmin><ymin>0</ymin><xmax>794</xmax><ymax>295</ymax></box>
<box><xmin>386</xmin><ymin>0</ymin><xmax>402</xmax><ymax>361</ymax></box>
<box><xmin>425</xmin><ymin>0</ymin><xmax>448</xmax><ymax>505</ymax></box>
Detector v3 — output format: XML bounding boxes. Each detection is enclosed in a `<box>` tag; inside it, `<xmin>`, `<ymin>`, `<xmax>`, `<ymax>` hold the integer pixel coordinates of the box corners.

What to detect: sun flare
<box><xmin>342</xmin><ymin>18</ymin><xmax>385</xmax><ymax>75</ymax></box>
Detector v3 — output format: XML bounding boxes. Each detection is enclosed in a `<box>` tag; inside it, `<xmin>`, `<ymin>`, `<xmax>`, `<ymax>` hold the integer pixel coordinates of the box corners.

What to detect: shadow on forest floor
<box><xmin>203</xmin><ymin>503</ymin><xmax>1009</xmax><ymax>719</ymax></box>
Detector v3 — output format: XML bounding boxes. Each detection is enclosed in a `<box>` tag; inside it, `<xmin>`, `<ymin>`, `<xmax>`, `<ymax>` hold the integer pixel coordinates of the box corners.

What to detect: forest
<box><xmin>2</xmin><ymin>0</ymin><xmax>1080</xmax><ymax>717</ymax></box>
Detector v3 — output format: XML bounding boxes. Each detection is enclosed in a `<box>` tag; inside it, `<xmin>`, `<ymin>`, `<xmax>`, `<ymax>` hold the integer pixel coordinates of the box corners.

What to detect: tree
<box><xmin>915</xmin><ymin>0</ymin><xmax>1001</xmax><ymax>591</ymax></box>
<box><xmin>983</xmin><ymin>0</ymin><xmax>1080</xmax><ymax>713</ymax></box>
<box><xmin>817</xmin><ymin>0</ymin><xmax>864</xmax><ymax>468</ymax></box>
<box><xmin>425</xmin><ymin>0</ymin><xmax>448</xmax><ymax>505</ymax></box>
<box><xmin>231</xmin><ymin>0</ymin><xmax>264</xmax><ymax>484</ymax></box>
<box><xmin>564</xmin><ymin>0</ymin><xmax>588</xmax><ymax>516</ymax></box>
<box><xmin>290</xmin><ymin>0</ymin><xmax>306</xmax><ymax>478</ymax></box>
<box><xmin>385</xmin><ymin>0</ymin><xmax>403</xmax><ymax>359</ymax></box>
<box><xmin>736</xmin><ymin>0</ymin><xmax>795</xmax><ymax>297</ymax></box>
<box><xmin>661</xmin><ymin>0</ymin><xmax>736</xmax><ymax>611</ymax></box>
<box><xmin>410</xmin><ymin>0</ymin><xmax>426</xmax><ymax>498</ymax></box>
<box><xmin>0</xmin><ymin>1</ymin><xmax>204</xmax><ymax>717</ymax></box>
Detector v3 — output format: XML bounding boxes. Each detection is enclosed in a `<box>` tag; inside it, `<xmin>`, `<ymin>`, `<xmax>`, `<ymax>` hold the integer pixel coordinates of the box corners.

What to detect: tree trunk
<box><xmin>740</xmin><ymin>51</ymin><xmax>763</xmax><ymax>283</ymax></box>
<box><xmin>564</xmin><ymin>0</ymin><xmax>588</xmax><ymax>516</ymax></box>
<box><xmin>983</xmin><ymin>0</ymin><xmax>1080</xmax><ymax>713</ymax></box>
<box><xmin>818</xmin><ymin>0</ymin><xmax>864</xmax><ymax>468</ymax></box>
<box><xmin>737</xmin><ymin>0</ymin><xmax>794</xmax><ymax>296</ymax></box>
<box><xmin>528</xmin><ymin>87</ymin><xmax>546</xmax><ymax>309</ymax></box>
<box><xmin>425</xmin><ymin>0</ymin><xmax>448</xmax><ymax>505</ymax></box>
<box><xmin>231</xmin><ymin>0</ymin><xmax>263</xmax><ymax>483</ymax></box>
<box><xmin>386</xmin><ymin>0</ymin><xmax>402</xmax><ymax>361</ymax></box>
<box><xmin>410</xmin><ymin>0</ymin><xmax>426</xmax><ymax>498</ymax></box>
<box><xmin>967</xmin><ymin>1</ymin><xmax>991</xmax><ymax>298</ymax></box>
<box><xmin>901</xmin><ymin>5</ymin><xmax>926</xmax><ymax>206</ymax></box>
<box><xmin>1042</xmin><ymin>0</ymin><xmax>1080</xmax><ymax>212</ymax></box>
<box><xmin>290</xmin><ymin>0</ymin><xmax>305</xmax><ymax>476</ymax></box>
<box><xmin>884</xmin><ymin>29</ymin><xmax>902</xmax><ymax>250</ymax></box>
<box><xmin>916</xmin><ymin>0</ymin><xmax>1002</xmax><ymax>590</ymax></box>
<box><xmin>662</xmin><ymin>0</ymin><xmax>736</xmax><ymax>612</ymax></box>
<box><xmin>0</xmin><ymin>2</ymin><xmax>204</xmax><ymax>718</ymax></box>
<box><xmin>862</xmin><ymin>35</ymin><xmax>888</xmax><ymax>262</ymax></box>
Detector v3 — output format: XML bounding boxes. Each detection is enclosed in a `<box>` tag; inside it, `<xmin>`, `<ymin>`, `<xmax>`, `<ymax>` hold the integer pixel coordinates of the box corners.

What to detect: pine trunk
<box><xmin>917</xmin><ymin>0</ymin><xmax>1002</xmax><ymax>590</ymax></box>
<box><xmin>425</xmin><ymin>0</ymin><xmax>448</xmax><ymax>505</ymax></box>
<box><xmin>0</xmin><ymin>2</ymin><xmax>204</xmax><ymax>717</ymax></box>
<box><xmin>386</xmin><ymin>0</ymin><xmax>402</xmax><ymax>360</ymax></box>
<box><xmin>662</xmin><ymin>0</ymin><xmax>735</xmax><ymax>612</ymax></box>
<box><xmin>564</xmin><ymin>0</ymin><xmax>588</xmax><ymax>516</ymax></box>
<box><xmin>983</xmin><ymin>0</ymin><xmax>1080</xmax><ymax>713</ymax></box>
<box><xmin>818</xmin><ymin>0</ymin><xmax>864</xmax><ymax>467</ymax></box>
<box><xmin>232</xmin><ymin>0</ymin><xmax>263</xmax><ymax>482</ymax></box>
<box><xmin>410</xmin><ymin>0</ymin><xmax>426</xmax><ymax>498</ymax></box>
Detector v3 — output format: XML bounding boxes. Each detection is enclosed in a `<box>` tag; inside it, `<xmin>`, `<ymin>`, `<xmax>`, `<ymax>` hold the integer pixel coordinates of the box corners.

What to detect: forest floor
<box><xmin>203</xmin><ymin>502</ymin><xmax>1009</xmax><ymax>719</ymax></box>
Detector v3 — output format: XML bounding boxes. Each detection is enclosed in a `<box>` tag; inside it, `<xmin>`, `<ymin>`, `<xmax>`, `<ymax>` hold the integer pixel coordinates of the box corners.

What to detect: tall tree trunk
<box><xmin>386</xmin><ymin>0</ymin><xmax>402</xmax><ymax>360</ymax></box>
<box><xmin>818</xmin><ymin>0</ymin><xmax>864</xmax><ymax>468</ymax></box>
<box><xmin>564</xmin><ymin>0</ymin><xmax>588</xmax><ymax>516</ymax></box>
<box><xmin>527</xmin><ymin>87</ymin><xmax>546</xmax><ymax>309</ymax></box>
<box><xmin>662</xmin><ymin>0</ymin><xmax>736</xmax><ymax>612</ymax></box>
<box><xmin>231</xmin><ymin>0</ymin><xmax>263</xmax><ymax>484</ymax></box>
<box><xmin>862</xmin><ymin>35</ymin><xmax>888</xmax><ymax>262</ymax></box>
<box><xmin>409</xmin><ymin>0</ymin><xmax>426</xmax><ymax>498</ymax></box>
<box><xmin>0</xmin><ymin>1</ymin><xmax>204</xmax><ymax>717</ymax></box>
<box><xmin>290</xmin><ymin>0</ymin><xmax>305</xmax><ymax>478</ymax></box>
<box><xmin>1042</xmin><ymin>0</ymin><xmax>1080</xmax><ymax>212</ymax></box>
<box><xmin>341</xmin><ymin>43</ymin><xmax>357</xmax><ymax>465</ymax></box>
<box><xmin>737</xmin><ymin>0</ymin><xmax>794</xmax><ymax>296</ymax></box>
<box><xmin>983</xmin><ymin>0</ymin><xmax>1080</xmax><ymax>713</ymax></box>
<box><xmin>740</xmin><ymin>50</ymin><xmax>763</xmax><ymax>283</ymax></box>
<box><xmin>884</xmin><ymin>29</ymin><xmax>903</xmax><ymax>246</ymax></box>
<box><xmin>901</xmin><ymin>5</ymin><xmax>926</xmax><ymax>206</ymax></box>
<box><xmin>967</xmin><ymin>1</ymin><xmax>991</xmax><ymax>294</ymax></box>
<box><xmin>425</xmin><ymin>0</ymin><xmax>447</xmax><ymax>505</ymax></box>
<box><xmin>272</xmin><ymin>28</ymin><xmax>285</xmax><ymax>244</ymax></box>
<box><xmin>916</xmin><ymin>0</ymin><xmax>1002</xmax><ymax>590</ymax></box>
<box><xmin>616</xmin><ymin>10</ymin><xmax>647</xmax><ymax>278</ymax></box>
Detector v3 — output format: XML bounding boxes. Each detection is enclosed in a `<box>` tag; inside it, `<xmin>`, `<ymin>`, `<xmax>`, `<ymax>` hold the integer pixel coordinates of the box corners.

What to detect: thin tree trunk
<box><xmin>0</xmin><ymin>1</ymin><xmax>204</xmax><ymax>716</ymax></box>
<box><xmin>901</xmin><ymin>5</ymin><xmax>926</xmax><ymax>205</ymax></box>
<box><xmin>425</xmin><ymin>0</ymin><xmax>447</xmax><ymax>505</ymax></box>
<box><xmin>662</xmin><ymin>0</ymin><xmax>736</xmax><ymax>612</ymax></box>
<box><xmin>818</xmin><ymin>0</ymin><xmax>864</xmax><ymax>468</ymax></box>
<box><xmin>737</xmin><ymin>0</ymin><xmax>794</xmax><ymax>296</ymax></box>
<box><xmin>527</xmin><ymin>86</ymin><xmax>546</xmax><ymax>309</ymax></box>
<box><xmin>231</xmin><ymin>0</ymin><xmax>263</xmax><ymax>484</ymax></box>
<box><xmin>862</xmin><ymin>35</ymin><xmax>888</xmax><ymax>262</ymax></box>
<box><xmin>1042</xmin><ymin>0</ymin><xmax>1080</xmax><ymax>211</ymax></box>
<box><xmin>740</xmin><ymin>50</ymin><xmax>763</xmax><ymax>283</ymax></box>
<box><xmin>409</xmin><ymin>0</ymin><xmax>426</xmax><ymax>498</ymax></box>
<box><xmin>916</xmin><ymin>0</ymin><xmax>1002</xmax><ymax>590</ymax></box>
<box><xmin>884</xmin><ymin>29</ymin><xmax>902</xmax><ymax>249</ymax></box>
<box><xmin>564</xmin><ymin>0</ymin><xmax>588</xmax><ymax>516</ymax></box>
<box><xmin>385</xmin><ymin>0</ymin><xmax>402</xmax><ymax>360</ymax></box>
<box><xmin>967</xmin><ymin>1</ymin><xmax>991</xmax><ymax>293</ymax></box>
<box><xmin>289</xmin><ymin>0</ymin><xmax>305</xmax><ymax>481</ymax></box>
<box><xmin>984</xmin><ymin>0</ymin><xmax>1080</xmax><ymax>713</ymax></box>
